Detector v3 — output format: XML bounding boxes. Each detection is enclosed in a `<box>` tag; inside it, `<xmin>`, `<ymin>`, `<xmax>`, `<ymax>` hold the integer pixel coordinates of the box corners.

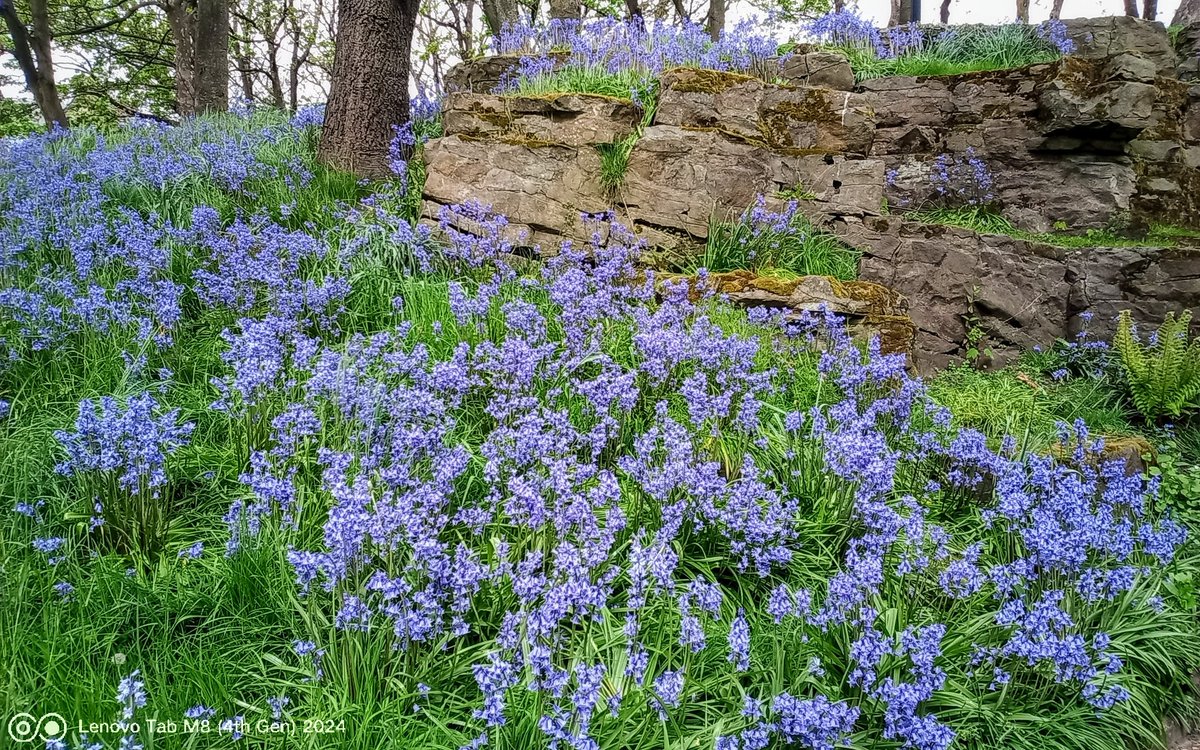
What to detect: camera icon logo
<box><xmin>7</xmin><ymin>713</ymin><xmax>67</xmax><ymax>743</ymax></box>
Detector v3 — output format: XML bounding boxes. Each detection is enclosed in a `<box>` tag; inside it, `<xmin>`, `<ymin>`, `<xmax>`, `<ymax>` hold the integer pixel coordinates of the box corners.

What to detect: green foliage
<box><xmin>697</xmin><ymin>208</ymin><xmax>859</xmax><ymax>279</ymax></box>
<box><xmin>837</xmin><ymin>23</ymin><xmax>1061</xmax><ymax>82</ymax></box>
<box><xmin>0</xmin><ymin>99</ymin><xmax>41</xmax><ymax>137</ymax></box>
<box><xmin>593</xmin><ymin>84</ymin><xmax>657</xmax><ymax>197</ymax></box>
<box><xmin>510</xmin><ymin>66</ymin><xmax>652</xmax><ymax>101</ymax></box>
<box><xmin>1149</xmin><ymin>450</ymin><xmax>1200</xmax><ymax>521</ymax></box>
<box><xmin>1114</xmin><ymin>311</ymin><xmax>1200</xmax><ymax>421</ymax></box>
<box><xmin>910</xmin><ymin>206</ymin><xmax>1200</xmax><ymax>249</ymax></box>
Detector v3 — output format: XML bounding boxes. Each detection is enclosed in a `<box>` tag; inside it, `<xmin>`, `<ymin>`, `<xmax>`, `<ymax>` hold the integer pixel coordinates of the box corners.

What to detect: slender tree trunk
<box><xmin>1175</xmin><ymin>0</ymin><xmax>1200</xmax><ymax>24</ymax></box>
<box><xmin>165</xmin><ymin>0</ymin><xmax>198</xmax><ymax>115</ymax></box>
<box><xmin>319</xmin><ymin>0</ymin><xmax>419</xmax><ymax>177</ymax></box>
<box><xmin>834</xmin><ymin>0</ymin><xmax>845</xmax><ymax>10</ymax></box>
<box><xmin>624</xmin><ymin>0</ymin><xmax>642</xmax><ymax>19</ymax></box>
<box><xmin>940</xmin><ymin>0</ymin><xmax>951</xmax><ymax>23</ymax></box>
<box><xmin>1122</xmin><ymin>0</ymin><xmax>1139</xmax><ymax>17</ymax></box>
<box><xmin>0</xmin><ymin>0</ymin><xmax>68</xmax><ymax>128</ymax></box>
<box><xmin>195</xmin><ymin>0</ymin><xmax>230</xmax><ymax>112</ymax></box>
<box><xmin>1050</xmin><ymin>0</ymin><xmax>1065</xmax><ymax>19</ymax></box>
<box><xmin>1141</xmin><ymin>0</ymin><xmax>1157</xmax><ymax>20</ymax></box>
<box><xmin>231</xmin><ymin>16</ymin><xmax>255</xmax><ymax>103</ymax></box>
<box><xmin>704</xmin><ymin>0</ymin><xmax>724</xmax><ymax>41</ymax></box>
<box><xmin>548</xmin><ymin>0</ymin><xmax>578</xmax><ymax>20</ymax></box>
<box><xmin>481</xmin><ymin>0</ymin><xmax>517</xmax><ymax>37</ymax></box>
<box><xmin>1015</xmin><ymin>0</ymin><xmax>1030</xmax><ymax>22</ymax></box>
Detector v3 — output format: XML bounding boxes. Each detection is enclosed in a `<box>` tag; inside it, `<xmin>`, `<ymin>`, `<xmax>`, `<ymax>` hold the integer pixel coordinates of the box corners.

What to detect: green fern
<box><xmin>1113</xmin><ymin>310</ymin><xmax>1200</xmax><ymax>420</ymax></box>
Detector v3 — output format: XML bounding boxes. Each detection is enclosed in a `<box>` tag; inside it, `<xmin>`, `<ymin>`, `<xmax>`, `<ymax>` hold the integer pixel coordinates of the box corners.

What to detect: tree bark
<box><xmin>195</xmin><ymin>0</ymin><xmax>230</xmax><ymax>112</ymax></box>
<box><xmin>1175</xmin><ymin>0</ymin><xmax>1200</xmax><ymax>25</ymax></box>
<box><xmin>548</xmin><ymin>0</ymin><xmax>578</xmax><ymax>20</ymax></box>
<box><xmin>1015</xmin><ymin>0</ymin><xmax>1030</xmax><ymax>22</ymax></box>
<box><xmin>887</xmin><ymin>0</ymin><xmax>901</xmax><ymax>26</ymax></box>
<box><xmin>165</xmin><ymin>0</ymin><xmax>198</xmax><ymax>115</ymax></box>
<box><xmin>833</xmin><ymin>0</ymin><xmax>844</xmax><ymax>10</ymax></box>
<box><xmin>1122</xmin><ymin>0</ymin><xmax>1139</xmax><ymax>17</ymax></box>
<box><xmin>939</xmin><ymin>0</ymin><xmax>951</xmax><ymax>23</ymax></box>
<box><xmin>0</xmin><ymin>0</ymin><xmax>68</xmax><ymax>128</ymax></box>
<box><xmin>624</xmin><ymin>0</ymin><xmax>642</xmax><ymax>19</ymax></box>
<box><xmin>704</xmin><ymin>0</ymin><xmax>724</xmax><ymax>41</ymax></box>
<box><xmin>481</xmin><ymin>0</ymin><xmax>517</xmax><ymax>37</ymax></box>
<box><xmin>1050</xmin><ymin>0</ymin><xmax>1065</xmax><ymax>19</ymax></box>
<box><xmin>1141</xmin><ymin>0</ymin><xmax>1157</xmax><ymax>20</ymax></box>
<box><xmin>319</xmin><ymin>0</ymin><xmax>419</xmax><ymax>178</ymax></box>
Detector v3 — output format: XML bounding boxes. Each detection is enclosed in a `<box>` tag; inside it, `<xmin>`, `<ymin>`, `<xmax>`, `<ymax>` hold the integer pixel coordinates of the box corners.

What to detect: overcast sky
<box><xmin>849</xmin><ymin>0</ymin><xmax>1182</xmax><ymax>23</ymax></box>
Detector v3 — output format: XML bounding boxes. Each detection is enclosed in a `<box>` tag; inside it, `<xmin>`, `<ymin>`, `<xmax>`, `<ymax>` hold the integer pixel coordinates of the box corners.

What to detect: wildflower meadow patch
<box><xmin>1</xmin><ymin>17</ymin><xmax>1198</xmax><ymax>750</ymax></box>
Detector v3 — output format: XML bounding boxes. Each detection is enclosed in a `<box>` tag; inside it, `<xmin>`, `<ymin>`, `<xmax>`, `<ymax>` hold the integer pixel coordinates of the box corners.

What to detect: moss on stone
<box><xmin>663</xmin><ymin>67</ymin><xmax>759</xmax><ymax>94</ymax></box>
<box><xmin>678</xmin><ymin>124</ymin><xmax>835</xmax><ymax>156</ymax></box>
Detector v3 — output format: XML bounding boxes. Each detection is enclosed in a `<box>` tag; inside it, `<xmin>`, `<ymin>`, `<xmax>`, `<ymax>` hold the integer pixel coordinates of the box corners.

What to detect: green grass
<box><xmin>831</xmin><ymin>23</ymin><xmax>1063</xmax><ymax>82</ymax></box>
<box><xmin>694</xmin><ymin>207</ymin><xmax>860</xmax><ymax>279</ymax></box>
<box><xmin>909</xmin><ymin>205</ymin><xmax>1200</xmax><ymax>249</ymax></box>
<box><xmin>4</xmin><ymin>112</ymin><xmax>1200</xmax><ymax>750</ymax></box>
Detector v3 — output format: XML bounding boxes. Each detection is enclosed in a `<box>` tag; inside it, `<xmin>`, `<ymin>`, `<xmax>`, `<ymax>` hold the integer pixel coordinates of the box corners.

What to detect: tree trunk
<box><xmin>1050</xmin><ymin>0</ymin><xmax>1065</xmax><ymax>19</ymax></box>
<box><xmin>1122</xmin><ymin>0</ymin><xmax>1139</xmax><ymax>17</ymax></box>
<box><xmin>834</xmin><ymin>0</ymin><xmax>844</xmax><ymax>11</ymax></box>
<box><xmin>939</xmin><ymin>0</ymin><xmax>951</xmax><ymax>23</ymax></box>
<box><xmin>319</xmin><ymin>0</ymin><xmax>419</xmax><ymax>178</ymax></box>
<box><xmin>195</xmin><ymin>0</ymin><xmax>230</xmax><ymax>112</ymax></box>
<box><xmin>165</xmin><ymin>0</ymin><xmax>198</xmax><ymax>115</ymax></box>
<box><xmin>1141</xmin><ymin>0</ymin><xmax>1156</xmax><ymax>20</ymax></box>
<box><xmin>888</xmin><ymin>0</ymin><xmax>901</xmax><ymax>26</ymax></box>
<box><xmin>1175</xmin><ymin>0</ymin><xmax>1200</xmax><ymax>25</ymax></box>
<box><xmin>548</xmin><ymin>0</ymin><xmax>578</xmax><ymax>20</ymax></box>
<box><xmin>704</xmin><ymin>0</ymin><xmax>724</xmax><ymax>41</ymax></box>
<box><xmin>231</xmin><ymin>15</ymin><xmax>254</xmax><ymax>103</ymax></box>
<box><xmin>481</xmin><ymin>0</ymin><xmax>517</xmax><ymax>37</ymax></box>
<box><xmin>624</xmin><ymin>0</ymin><xmax>642</xmax><ymax>19</ymax></box>
<box><xmin>1015</xmin><ymin>0</ymin><xmax>1030</xmax><ymax>22</ymax></box>
<box><xmin>0</xmin><ymin>0</ymin><xmax>68</xmax><ymax>128</ymax></box>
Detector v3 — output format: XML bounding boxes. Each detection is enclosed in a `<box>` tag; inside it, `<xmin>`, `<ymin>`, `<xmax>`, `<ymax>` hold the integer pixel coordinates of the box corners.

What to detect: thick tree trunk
<box><xmin>1050</xmin><ymin>0</ymin><xmax>1065</xmax><ymax>19</ymax></box>
<box><xmin>481</xmin><ymin>0</ymin><xmax>517</xmax><ymax>37</ymax></box>
<box><xmin>704</xmin><ymin>0</ymin><xmax>724</xmax><ymax>41</ymax></box>
<box><xmin>0</xmin><ymin>0</ymin><xmax>68</xmax><ymax>128</ymax></box>
<box><xmin>887</xmin><ymin>0</ymin><xmax>901</xmax><ymax>26</ymax></box>
<box><xmin>1015</xmin><ymin>0</ymin><xmax>1030</xmax><ymax>22</ymax></box>
<box><xmin>195</xmin><ymin>0</ymin><xmax>230</xmax><ymax>112</ymax></box>
<box><xmin>940</xmin><ymin>0</ymin><xmax>951</xmax><ymax>23</ymax></box>
<box><xmin>1175</xmin><ymin>0</ymin><xmax>1200</xmax><ymax>25</ymax></box>
<box><xmin>1141</xmin><ymin>0</ymin><xmax>1156</xmax><ymax>20</ymax></box>
<box><xmin>165</xmin><ymin>0</ymin><xmax>198</xmax><ymax>115</ymax></box>
<box><xmin>547</xmin><ymin>0</ymin><xmax>578</xmax><ymax>20</ymax></box>
<box><xmin>319</xmin><ymin>0</ymin><xmax>419</xmax><ymax>178</ymax></box>
<box><xmin>1122</xmin><ymin>0</ymin><xmax>1139</xmax><ymax>17</ymax></box>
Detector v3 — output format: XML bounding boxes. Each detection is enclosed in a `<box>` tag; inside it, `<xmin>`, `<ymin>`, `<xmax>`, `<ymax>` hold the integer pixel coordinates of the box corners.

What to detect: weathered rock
<box><xmin>778</xmin><ymin>51</ymin><xmax>856</xmax><ymax>91</ymax></box>
<box><xmin>421</xmin><ymin>135</ymin><xmax>611</xmax><ymax>250</ymax></box>
<box><xmin>659</xmin><ymin>270</ymin><xmax>915</xmax><ymax>355</ymax></box>
<box><xmin>1176</xmin><ymin>24</ymin><xmax>1200</xmax><ymax>82</ymax></box>
<box><xmin>1066</xmin><ymin>245</ymin><xmax>1200</xmax><ymax>340</ymax></box>
<box><xmin>1039</xmin><ymin>59</ymin><xmax>1161</xmax><ymax>137</ymax></box>
<box><xmin>442</xmin><ymin>92</ymin><xmax>641</xmax><ymax>146</ymax></box>
<box><xmin>654</xmin><ymin>68</ymin><xmax>875</xmax><ymax>154</ymax></box>
<box><xmin>443</xmin><ymin>53</ymin><xmax>570</xmax><ymax>93</ymax></box>
<box><xmin>1064</xmin><ymin>15</ymin><xmax>1175</xmax><ymax>74</ymax></box>
<box><xmin>620</xmin><ymin>125</ymin><xmax>885</xmax><ymax>239</ymax></box>
<box><xmin>838</xmin><ymin>216</ymin><xmax>1200</xmax><ymax>372</ymax></box>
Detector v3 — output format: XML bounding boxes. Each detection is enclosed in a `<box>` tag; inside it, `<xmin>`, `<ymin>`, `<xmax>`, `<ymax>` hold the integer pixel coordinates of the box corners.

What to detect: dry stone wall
<box><xmin>425</xmin><ymin>16</ymin><xmax>1200</xmax><ymax>372</ymax></box>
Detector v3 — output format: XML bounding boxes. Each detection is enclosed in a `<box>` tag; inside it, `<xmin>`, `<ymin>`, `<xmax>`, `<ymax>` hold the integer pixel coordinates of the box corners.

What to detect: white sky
<box><xmin>850</xmin><ymin>0</ymin><xmax>1182</xmax><ymax>23</ymax></box>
